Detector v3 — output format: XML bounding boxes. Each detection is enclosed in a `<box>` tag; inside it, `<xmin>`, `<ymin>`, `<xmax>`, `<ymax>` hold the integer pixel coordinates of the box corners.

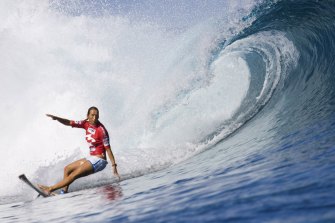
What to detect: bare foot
<box><xmin>37</xmin><ymin>184</ymin><xmax>52</xmax><ymax>196</ymax></box>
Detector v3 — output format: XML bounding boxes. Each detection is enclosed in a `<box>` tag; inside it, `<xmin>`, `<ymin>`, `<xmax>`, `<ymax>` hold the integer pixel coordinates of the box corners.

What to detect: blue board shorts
<box><xmin>86</xmin><ymin>156</ymin><xmax>108</xmax><ymax>173</ymax></box>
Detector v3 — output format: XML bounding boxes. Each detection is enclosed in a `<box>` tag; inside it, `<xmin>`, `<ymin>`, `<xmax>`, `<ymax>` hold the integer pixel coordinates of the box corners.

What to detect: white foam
<box><xmin>0</xmin><ymin>0</ymin><xmax>261</xmax><ymax>196</ymax></box>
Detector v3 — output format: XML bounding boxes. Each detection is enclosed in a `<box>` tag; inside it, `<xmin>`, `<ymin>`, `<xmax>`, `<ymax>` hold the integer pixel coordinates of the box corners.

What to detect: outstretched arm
<box><xmin>46</xmin><ymin>114</ymin><xmax>71</xmax><ymax>126</ymax></box>
<box><xmin>105</xmin><ymin>146</ymin><xmax>121</xmax><ymax>181</ymax></box>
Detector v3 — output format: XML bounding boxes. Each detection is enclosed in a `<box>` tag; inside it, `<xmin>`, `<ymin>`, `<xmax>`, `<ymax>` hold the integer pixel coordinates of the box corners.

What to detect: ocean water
<box><xmin>1</xmin><ymin>0</ymin><xmax>335</xmax><ymax>222</ymax></box>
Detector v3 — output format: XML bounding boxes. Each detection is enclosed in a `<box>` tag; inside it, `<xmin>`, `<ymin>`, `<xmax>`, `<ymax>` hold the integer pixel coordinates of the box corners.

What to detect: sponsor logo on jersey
<box><xmin>88</xmin><ymin>128</ymin><xmax>96</xmax><ymax>134</ymax></box>
<box><xmin>86</xmin><ymin>134</ymin><xmax>96</xmax><ymax>143</ymax></box>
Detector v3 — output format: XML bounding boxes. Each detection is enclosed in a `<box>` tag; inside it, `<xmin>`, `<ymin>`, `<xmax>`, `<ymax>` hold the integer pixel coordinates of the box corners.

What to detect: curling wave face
<box><xmin>1</xmin><ymin>1</ymin><xmax>335</xmax><ymax>208</ymax></box>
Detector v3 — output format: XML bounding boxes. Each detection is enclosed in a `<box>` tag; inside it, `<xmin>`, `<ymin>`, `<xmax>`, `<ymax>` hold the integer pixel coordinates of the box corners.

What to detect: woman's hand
<box><xmin>105</xmin><ymin>147</ymin><xmax>121</xmax><ymax>181</ymax></box>
<box><xmin>46</xmin><ymin>114</ymin><xmax>71</xmax><ymax>126</ymax></box>
<box><xmin>46</xmin><ymin>114</ymin><xmax>57</xmax><ymax>120</ymax></box>
<box><xmin>113</xmin><ymin>165</ymin><xmax>121</xmax><ymax>181</ymax></box>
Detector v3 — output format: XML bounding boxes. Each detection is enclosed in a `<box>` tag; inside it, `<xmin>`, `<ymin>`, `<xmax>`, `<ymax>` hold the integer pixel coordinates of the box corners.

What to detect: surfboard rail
<box><xmin>18</xmin><ymin>174</ymin><xmax>50</xmax><ymax>198</ymax></box>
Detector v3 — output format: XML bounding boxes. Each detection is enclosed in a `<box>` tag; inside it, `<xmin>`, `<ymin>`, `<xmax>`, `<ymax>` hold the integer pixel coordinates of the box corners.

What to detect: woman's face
<box><xmin>87</xmin><ymin>109</ymin><xmax>99</xmax><ymax>125</ymax></box>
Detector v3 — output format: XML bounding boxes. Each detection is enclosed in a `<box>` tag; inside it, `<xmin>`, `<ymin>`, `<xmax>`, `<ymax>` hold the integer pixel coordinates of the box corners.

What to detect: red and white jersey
<box><xmin>70</xmin><ymin>120</ymin><xmax>110</xmax><ymax>156</ymax></box>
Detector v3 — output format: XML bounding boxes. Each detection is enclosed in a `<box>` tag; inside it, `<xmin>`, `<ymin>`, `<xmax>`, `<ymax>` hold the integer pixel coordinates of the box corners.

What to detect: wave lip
<box><xmin>201</xmin><ymin>30</ymin><xmax>299</xmax><ymax>148</ymax></box>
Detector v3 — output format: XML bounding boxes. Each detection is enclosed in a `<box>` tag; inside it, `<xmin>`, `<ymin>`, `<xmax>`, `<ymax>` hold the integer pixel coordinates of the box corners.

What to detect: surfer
<box><xmin>38</xmin><ymin>106</ymin><xmax>120</xmax><ymax>195</ymax></box>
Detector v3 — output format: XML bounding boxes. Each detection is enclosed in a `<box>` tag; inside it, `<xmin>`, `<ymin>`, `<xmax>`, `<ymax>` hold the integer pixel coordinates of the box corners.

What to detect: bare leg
<box><xmin>62</xmin><ymin>158</ymin><xmax>87</xmax><ymax>192</ymax></box>
<box><xmin>39</xmin><ymin>159</ymin><xmax>94</xmax><ymax>194</ymax></box>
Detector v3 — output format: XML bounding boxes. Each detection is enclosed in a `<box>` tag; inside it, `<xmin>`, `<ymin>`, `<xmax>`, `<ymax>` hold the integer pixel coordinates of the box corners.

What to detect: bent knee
<box><xmin>64</xmin><ymin>165</ymin><xmax>71</xmax><ymax>174</ymax></box>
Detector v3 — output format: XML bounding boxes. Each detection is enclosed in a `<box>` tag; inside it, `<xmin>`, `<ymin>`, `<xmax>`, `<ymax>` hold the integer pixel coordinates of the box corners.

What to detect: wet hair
<box><xmin>87</xmin><ymin>106</ymin><xmax>99</xmax><ymax>116</ymax></box>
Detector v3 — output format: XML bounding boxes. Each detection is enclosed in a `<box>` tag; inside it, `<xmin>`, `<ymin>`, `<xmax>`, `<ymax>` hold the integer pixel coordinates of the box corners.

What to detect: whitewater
<box><xmin>1</xmin><ymin>0</ymin><xmax>335</xmax><ymax>222</ymax></box>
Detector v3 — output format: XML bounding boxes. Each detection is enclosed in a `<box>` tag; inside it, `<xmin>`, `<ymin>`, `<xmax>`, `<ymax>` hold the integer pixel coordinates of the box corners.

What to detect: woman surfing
<box><xmin>38</xmin><ymin>106</ymin><xmax>120</xmax><ymax>195</ymax></box>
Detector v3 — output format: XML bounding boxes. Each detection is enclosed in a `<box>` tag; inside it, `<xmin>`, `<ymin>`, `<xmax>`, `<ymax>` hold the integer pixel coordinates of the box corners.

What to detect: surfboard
<box><xmin>18</xmin><ymin>174</ymin><xmax>50</xmax><ymax>197</ymax></box>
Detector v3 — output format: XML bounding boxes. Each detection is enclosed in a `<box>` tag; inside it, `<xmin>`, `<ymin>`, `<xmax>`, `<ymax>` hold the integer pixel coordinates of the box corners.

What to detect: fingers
<box><xmin>116</xmin><ymin>174</ymin><xmax>121</xmax><ymax>181</ymax></box>
<box><xmin>46</xmin><ymin>114</ymin><xmax>56</xmax><ymax>120</ymax></box>
<box><xmin>113</xmin><ymin>170</ymin><xmax>121</xmax><ymax>181</ymax></box>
